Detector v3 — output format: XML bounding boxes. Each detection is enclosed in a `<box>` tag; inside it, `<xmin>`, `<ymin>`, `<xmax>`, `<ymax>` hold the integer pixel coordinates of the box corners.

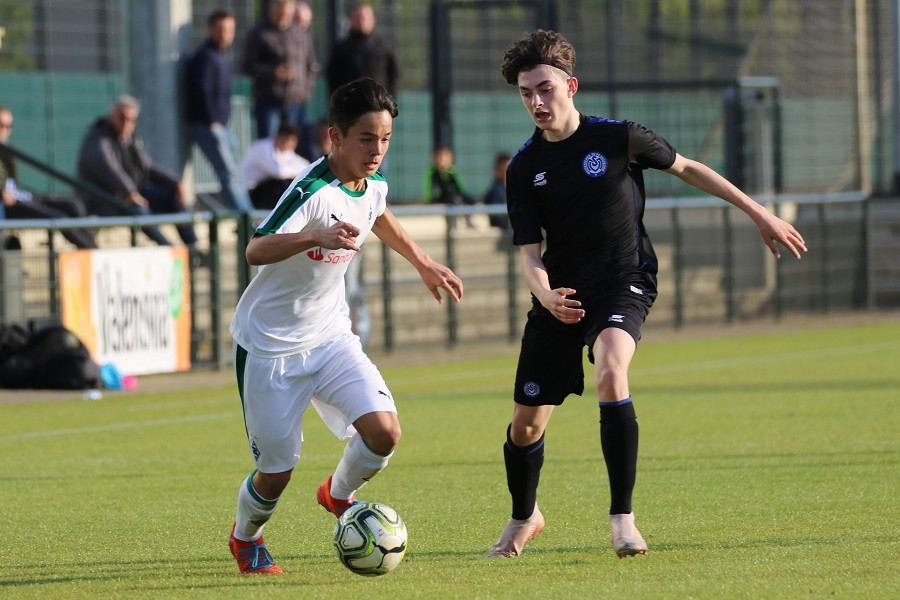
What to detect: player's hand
<box><xmin>418</xmin><ymin>261</ymin><xmax>463</xmax><ymax>304</ymax></box>
<box><xmin>756</xmin><ymin>212</ymin><xmax>807</xmax><ymax>260</ymax></box>
<box><xmin>318</xmin><ymin>221</ymin><xmax>361</xmax><ymax>252</ymax></box>
<box><xmin>540</xmin><ymin>287</ymin><xmax>584</xmax><ymax>324</ymax></box>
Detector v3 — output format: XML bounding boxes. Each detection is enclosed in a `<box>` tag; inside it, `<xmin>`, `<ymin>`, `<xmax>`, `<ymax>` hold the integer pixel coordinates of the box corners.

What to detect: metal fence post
<box><xmin>381</xmin><ymin>241</ymin><xmax>394</xmax><ymax>353</ymax></box>
<box><xmin>208</xmin><ymin>215</ymin><xmax>224</xmax><ymax>369</ymax></box>
<box><xmin>819</xmin><ymin>202</ymin><xmax>830</xmax><ymax>312</ymax></box>
<box><xmin>672</xmin><ymin>205</ymin><xmax>684</xmax><ymax>328</ymax></box>
<box><xmin>445</xmin><ymin>220</ymin><xmax>458</xmax><ymax>347</ymax></box>
<box><xmin>723</xmin><ymin>206</ymin><xmax>735</xmax><ymax>322</ymax></box>
<box><xmin>47</xmin><ymin>227</ymin><xmax>58</xmax><ymax>319</ymax></box>
<box><xmin>506</xmin><ymin>236</ymin><xmax>518</xmax><ymax>342</ymax></box>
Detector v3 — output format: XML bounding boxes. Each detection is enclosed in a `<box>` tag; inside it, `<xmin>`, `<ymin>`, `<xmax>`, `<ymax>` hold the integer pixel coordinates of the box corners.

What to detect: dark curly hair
<box><xmin>500</xmin><ymin>29</ymin><xmax>576</xmax><ymax>86</ymax></box>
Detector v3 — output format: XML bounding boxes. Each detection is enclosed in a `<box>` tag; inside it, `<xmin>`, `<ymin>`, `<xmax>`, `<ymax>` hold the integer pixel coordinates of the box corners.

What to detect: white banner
<box><xmin>60</xmin><ymin>247</ymin><xmax>192</xmax><ymax>375</ymax></box>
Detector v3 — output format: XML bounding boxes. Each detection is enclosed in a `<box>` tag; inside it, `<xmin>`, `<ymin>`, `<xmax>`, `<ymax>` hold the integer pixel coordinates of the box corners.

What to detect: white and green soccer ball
<box><xmin>333</xmin><ymin>501</ymin><xmax>408</xmax><ymax>576</ymax></box>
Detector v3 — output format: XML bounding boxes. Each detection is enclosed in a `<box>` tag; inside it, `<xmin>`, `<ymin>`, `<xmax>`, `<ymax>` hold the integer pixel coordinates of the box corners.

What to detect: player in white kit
<box><xmin>227</xmin><ymin>77</ymin><xmax>464</xmax><ymax>574</ymax></box>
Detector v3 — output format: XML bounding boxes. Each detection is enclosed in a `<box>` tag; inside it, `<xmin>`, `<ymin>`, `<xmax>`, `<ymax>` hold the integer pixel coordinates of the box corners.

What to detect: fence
<box><xmin>0</xmin><ymin>193</ymin><xmax>883</xmax><ymax>371</ymax></box>
<box><xmin>2</xmin><ymin>0</ymin><xmax>897</xmax><ymax>203</ymax></box>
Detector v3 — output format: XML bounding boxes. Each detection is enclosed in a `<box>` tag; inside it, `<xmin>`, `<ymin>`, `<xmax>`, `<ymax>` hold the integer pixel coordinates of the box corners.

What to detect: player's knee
<box><xmin>594</xmin><ymin>364</ymin><xmax>628</xmax><ymax>403</ymax></box>
<box><xmin>366</xmin><ymin>423</ymin><xmax>401</xmax><ymax>455</ymax></box>
<box><xmin>510</xmin><ymin>422</ymin><xmax>545</xmax><ymax>446</ymax></box>
<box><xmin>254</xmin><ymin>469</ymin><xmax>293</xmax><ymax>498</ymax></box>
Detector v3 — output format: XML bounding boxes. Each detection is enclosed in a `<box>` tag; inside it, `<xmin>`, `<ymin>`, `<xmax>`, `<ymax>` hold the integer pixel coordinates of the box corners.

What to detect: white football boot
<box><xmin>609</xmin><ymin>512</ymin><xmax>648</xmax><ymax>558</ymax></box>
<box><xmin>487</xmin><ymin>505</ymin><xmax>545</xmax><ymax>558</ymax></box>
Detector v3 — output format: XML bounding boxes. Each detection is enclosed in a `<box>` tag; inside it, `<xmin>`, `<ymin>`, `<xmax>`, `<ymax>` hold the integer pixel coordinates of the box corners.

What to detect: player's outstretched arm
<box><xmin>245</xmin><ymin>221</ymin><xmax>361</xmax><ymax>266</ymax></box>
<box><xmin>665</xmin><ymin>153</ymin><xmax>808</xmax><ymax>260</ymax></box>
<box><xmin>372</xmin><ymin>208</ymin><xmax>463</xmax><ymax>304</ymax></box>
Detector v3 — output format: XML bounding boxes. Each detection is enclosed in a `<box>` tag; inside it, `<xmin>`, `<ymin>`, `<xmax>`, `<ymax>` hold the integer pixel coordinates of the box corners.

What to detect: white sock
<box><xmin>234</xmin><ymin>472</ymin><xmax>279</xmax><ymax>542</ymax></box>
<box><xmin>331</xmin><ymin>434</ymin><xmax>392</xmax><ymax>499</ymax></box>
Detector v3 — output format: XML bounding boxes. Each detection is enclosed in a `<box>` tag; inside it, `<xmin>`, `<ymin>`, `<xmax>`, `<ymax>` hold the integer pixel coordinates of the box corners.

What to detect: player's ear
<box><xmin>329</xmin><ymin>126</ymin><xmax>341</xmax><ymax>149</ymax></box>
<box><xmin>567</xmin><ymin>76</ymin><xmax>578</xmax><ymax>97</ymax></box>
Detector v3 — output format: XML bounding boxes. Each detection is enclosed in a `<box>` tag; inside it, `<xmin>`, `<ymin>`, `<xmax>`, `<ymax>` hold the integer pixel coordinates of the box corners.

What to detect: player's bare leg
<box><xmin>594</xmin><ymin>328</ymin><xmax>647</xmax><ymax>557</ymax></box>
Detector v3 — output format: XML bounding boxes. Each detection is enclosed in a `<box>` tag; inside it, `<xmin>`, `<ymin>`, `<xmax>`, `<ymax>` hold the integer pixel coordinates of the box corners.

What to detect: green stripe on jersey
<box><xmin>257</xmin><ymin>160</ymin><xmax>333</xmax><ymax>235</ymax></box>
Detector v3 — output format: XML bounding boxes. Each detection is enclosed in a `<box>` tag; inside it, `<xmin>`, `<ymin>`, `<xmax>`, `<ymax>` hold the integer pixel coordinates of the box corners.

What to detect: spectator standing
<box><xmin>240</xmin><ymin>123</ymin><xmax>310</xmax><ymax>210</ymax></box>
<box><xmin>186</xmin><ymin>9</ymin><xmax>254</xmax><ymax>213</ymax></box>
<box><xmin>0</xmin><ymin>106</ymin><xmax>96</xmax><ymax>249</ymax></box>
<box><xmin>292</xmin><ymin>1</ymin><xmax>319</xmax><ymax>160</ymax></box>
<box><xmin>326</xmin><ymin>3</ymin><xmax>399</xmax><ymax>96</ymax></box>
<box><xmin>242</xmin><ymin>0</ymin><xmax>319</xmax><ymax>143</ymax></box>
<box><xmin>77</xmin><ymin>95</ymin><xmax>198</xmax><ymax>247</ymax></box>
<box><xmin>484</xmin><ymin>152</ymin><xmax>511</xmax><ymax>232</ymax></box>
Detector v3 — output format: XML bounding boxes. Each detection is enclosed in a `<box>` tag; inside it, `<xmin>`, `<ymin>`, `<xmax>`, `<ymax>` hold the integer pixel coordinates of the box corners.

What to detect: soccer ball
<box><xmin>333</xmin><ymin>501</ymin><xmax>408</xmax><ymax>576</ymax></box>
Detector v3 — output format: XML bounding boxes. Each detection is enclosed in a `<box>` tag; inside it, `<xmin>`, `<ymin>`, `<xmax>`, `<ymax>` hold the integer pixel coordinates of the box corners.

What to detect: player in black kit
<box><xmin>487</xmin><ymin>30</ymin><xmax>807</xmax><ymax>559</ymax></box>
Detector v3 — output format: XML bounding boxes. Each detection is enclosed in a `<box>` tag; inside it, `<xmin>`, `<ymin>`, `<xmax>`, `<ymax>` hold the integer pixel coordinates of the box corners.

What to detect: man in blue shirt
<box><xmin>186</xmin><ymin>9</ymin><xmax>254</xmax><ymax>212</ymax></box>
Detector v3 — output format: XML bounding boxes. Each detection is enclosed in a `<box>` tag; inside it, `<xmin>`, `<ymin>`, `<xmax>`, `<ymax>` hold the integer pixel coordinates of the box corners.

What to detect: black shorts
<box><xmin>513</xmin><ymin>282</ymin><xmax>655</xmax><ymax>406</ymax></box>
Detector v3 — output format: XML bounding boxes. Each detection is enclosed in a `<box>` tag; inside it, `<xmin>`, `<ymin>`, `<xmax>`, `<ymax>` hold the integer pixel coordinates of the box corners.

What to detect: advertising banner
<box><xmin>59</xmin><ymin>247</ymin><xmax>191</xmax><ymax>375</ymax></box>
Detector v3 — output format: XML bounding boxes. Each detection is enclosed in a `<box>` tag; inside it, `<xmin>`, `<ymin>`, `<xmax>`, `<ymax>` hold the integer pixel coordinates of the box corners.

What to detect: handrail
<box><xmin>0</xmin><ymin>141</ymin><xmax>135</xmax><ymax>214</ymax></box>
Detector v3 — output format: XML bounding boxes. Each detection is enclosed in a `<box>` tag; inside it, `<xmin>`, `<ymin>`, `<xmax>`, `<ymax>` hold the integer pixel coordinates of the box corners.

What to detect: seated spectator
<box><xmin>240</xmin><ymin>123</ymin><xmax>310</xmax><ymax>210</ymax></box>
<box><xmin>0</xmin><ymin>106</ymin><xmax>96</xmax><ymax>249</ymax></box>
<box><xmin>425</xmin><ymin>145</ymin><xmax>475</xmax><ymax>228</ymax></box>
<box><xmin>76</xmin><ymin>95</ymin><xmax>197</xmax><ymax>247</ymax></box>
<box><xmin>424</xmin><ymin>146</ymin><xmax>475</xmax><ymax>206</ymax></box>
<box><xmin>484</xmin><ymin>152</ymin><xmax>511</xmax><ymax>232</ymax></box>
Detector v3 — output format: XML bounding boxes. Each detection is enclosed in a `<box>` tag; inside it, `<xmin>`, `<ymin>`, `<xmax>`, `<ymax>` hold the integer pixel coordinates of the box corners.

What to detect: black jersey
<box><xmin>507</xmin><ymin>114</ymin><xmax>676</xmax><ymax>302</ymax></box>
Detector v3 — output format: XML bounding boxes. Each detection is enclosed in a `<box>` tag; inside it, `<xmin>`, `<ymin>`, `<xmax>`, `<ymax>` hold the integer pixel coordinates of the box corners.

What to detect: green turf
<box><xmin>1</xmin><ymin>321</ymin><xmax>898</xmax><ymax>599</ymax></box>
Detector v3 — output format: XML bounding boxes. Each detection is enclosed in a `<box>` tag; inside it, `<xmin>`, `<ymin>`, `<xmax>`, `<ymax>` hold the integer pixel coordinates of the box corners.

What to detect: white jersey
<box><xmin>231</xmin><ymin>157</ymin><xmax>387</xmax><ymax>357</ymax></box>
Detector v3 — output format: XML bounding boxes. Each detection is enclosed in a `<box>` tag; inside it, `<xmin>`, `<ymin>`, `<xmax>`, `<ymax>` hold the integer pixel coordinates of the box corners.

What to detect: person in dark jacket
<box><xmin>186</xmin><ymin>9</ymin><xmax>254</xmax><ymax>213</ymax></box>
<box><xmin>0</xmin><ymin>106</ymin><xmax>96</xmax><ymax>249</ymax></box>
<box><xmin>242</xmin><ymin>0</ymin><xmax>319</xmax><ymax>143</ymax></box>
<box><xmin>484</xmin><ymin>152</ymin><xmax>512</xmax><ymax>232</ymax></box>
<box><xmin>77</xmin><ymin>95</ymin><xmax>197</xmax><ymax>247</ymax></box>
<box><xmin>326</xmin><ymin>3</ymin><xmax>399</xmax><ymax>96</ymax></box>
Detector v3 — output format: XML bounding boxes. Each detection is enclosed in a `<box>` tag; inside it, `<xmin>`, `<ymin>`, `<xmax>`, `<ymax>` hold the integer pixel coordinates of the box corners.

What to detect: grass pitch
<box><xmin>1</xmin><ymin>318</ymin><xmax>898</xmax><ymax>599</ymax></box>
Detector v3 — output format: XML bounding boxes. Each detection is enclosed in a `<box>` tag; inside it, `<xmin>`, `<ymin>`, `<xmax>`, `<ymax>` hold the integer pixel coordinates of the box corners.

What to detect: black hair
<box><xmin>328</xmin><ymin>77</ymin><xmax>398</xmax><ymax>134</ymax></box>
<box><xmin>208</xmin><ymin>9</ymin><xmax>235</xmax><ymax>26</ymax></box>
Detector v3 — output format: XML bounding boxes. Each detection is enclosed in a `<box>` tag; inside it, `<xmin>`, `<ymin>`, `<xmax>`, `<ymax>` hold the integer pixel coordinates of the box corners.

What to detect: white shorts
<box><xmin>235</xmin><ymin>333</ymin><xmax>396</xmax><ymax>473</ymax></box>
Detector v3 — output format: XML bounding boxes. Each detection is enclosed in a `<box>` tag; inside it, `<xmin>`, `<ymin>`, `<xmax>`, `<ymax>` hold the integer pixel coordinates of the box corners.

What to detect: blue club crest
<box><xmin>583</xmin><ymin>151</ymin><xmax>608</xmax><ymax>177</ymax></box>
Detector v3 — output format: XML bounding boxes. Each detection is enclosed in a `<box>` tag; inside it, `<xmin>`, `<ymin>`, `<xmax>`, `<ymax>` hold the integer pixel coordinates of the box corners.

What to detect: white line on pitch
<box><xmin>1</xmin><ymin>411</ymin><xmax>236</xmax><ymax>441</ymax></box>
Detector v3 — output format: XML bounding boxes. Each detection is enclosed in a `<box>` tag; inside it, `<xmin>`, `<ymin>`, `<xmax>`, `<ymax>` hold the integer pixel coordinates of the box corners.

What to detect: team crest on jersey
<box><xmin>523</xmin><ymin>381</ymin><xmax>541</xmax><ymax>398</ymax></box>
<box><xmin>583</xmin><ymin>151</ymin><xmax>608</xmax><ymax>178</ymax></box>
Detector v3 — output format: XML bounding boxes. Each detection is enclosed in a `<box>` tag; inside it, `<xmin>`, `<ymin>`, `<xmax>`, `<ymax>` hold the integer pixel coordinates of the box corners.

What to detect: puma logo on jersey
<box><xmin>533</xmin><ymin>172</ymin><xmax>548</xmax><ymax>186</ymax></box>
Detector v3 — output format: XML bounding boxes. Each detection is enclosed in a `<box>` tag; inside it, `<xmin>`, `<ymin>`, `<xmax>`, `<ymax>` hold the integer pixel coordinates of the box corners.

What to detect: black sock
<box><xmin>503</xmin><ymin>424</ymin><xmax>544</xmax><ymax>520</ymax></box>
<box><xmin>599</xmin><ymin>399</ymin><xmax>639</xmax><ymax>515</ymax></box>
